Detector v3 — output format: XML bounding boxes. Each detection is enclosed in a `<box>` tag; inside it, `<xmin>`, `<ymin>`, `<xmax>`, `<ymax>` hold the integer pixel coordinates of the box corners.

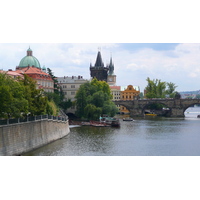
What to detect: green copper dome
<box><xmin>18</xmin><ymin>48</ymin><xmax>41</xmax><ymax>68</ymax></box>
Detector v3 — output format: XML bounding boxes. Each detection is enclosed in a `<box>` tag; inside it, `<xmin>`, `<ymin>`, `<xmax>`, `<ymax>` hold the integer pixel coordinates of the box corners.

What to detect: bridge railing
<box><xmin>0</xmin><ymin>114</ymin><xmax>68</xmax><ymax>126</ymax></box>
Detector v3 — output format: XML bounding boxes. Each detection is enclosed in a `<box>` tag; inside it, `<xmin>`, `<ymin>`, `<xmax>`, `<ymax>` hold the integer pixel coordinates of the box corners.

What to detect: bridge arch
<box><xmin>113</xmin><ymin>99</ymin><xmax>200</xmax><ymax>117</ymax></box>
<box><xmin>114</xmin><ymin>102</ymin><xmax>131</xmax><ymax>114</ymax></box>
<box><xmin>142</xmin><ymin>102</ymin><xmax>171</xmax><ymax>116</ymax></box>
<box><xmin>183</xmin><ymin>103</ymin><xmax>200</xmax><ymax>113</ymax></box>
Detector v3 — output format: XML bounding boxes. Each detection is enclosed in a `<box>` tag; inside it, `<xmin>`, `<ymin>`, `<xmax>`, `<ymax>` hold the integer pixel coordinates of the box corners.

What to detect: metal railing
<box><xmin>0</xmin><ymin>114</ymin><xmax>68</xmax><ymax>126</ymax></box>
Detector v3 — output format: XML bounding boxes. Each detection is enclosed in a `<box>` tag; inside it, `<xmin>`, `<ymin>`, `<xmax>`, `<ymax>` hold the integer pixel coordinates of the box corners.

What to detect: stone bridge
<box><xmin>113</xmin><ymin>98</ymin><xmax>200</xmax><ymax>117</ymax></box>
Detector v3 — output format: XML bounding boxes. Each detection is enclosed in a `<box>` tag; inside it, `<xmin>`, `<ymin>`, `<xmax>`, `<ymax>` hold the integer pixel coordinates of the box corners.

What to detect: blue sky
<box><xmin>1</xmin><ymin>1</ymin><xmax>200</xmax><ymax>93</ymax></box>
<box><xmin>0</xmin><ymin>43</ymin><xmax>200</xmax><ymax>92</ymax></box>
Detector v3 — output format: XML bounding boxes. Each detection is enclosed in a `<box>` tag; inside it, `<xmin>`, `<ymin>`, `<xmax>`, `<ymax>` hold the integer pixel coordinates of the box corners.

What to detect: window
<box><xmin>71</xmin><ymin>92</ymin><xmax>75</xmax><ymax>95</ymax></box>
<box><xmin>71</xmin><ymin>85</ymin><xmax>75</xmax><ymax>88</ymax></box>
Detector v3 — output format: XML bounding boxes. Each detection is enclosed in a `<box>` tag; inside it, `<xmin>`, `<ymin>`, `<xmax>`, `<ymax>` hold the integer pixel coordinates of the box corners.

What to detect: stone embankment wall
<box><xmin>0</xmin><ymin>119</ymin><xmax>70</xmax><ymax>156</ymax></box>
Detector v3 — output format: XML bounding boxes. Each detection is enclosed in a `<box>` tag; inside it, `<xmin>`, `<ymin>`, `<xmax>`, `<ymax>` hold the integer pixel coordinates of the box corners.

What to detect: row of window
<box><xmin>112</xmin><ymin>93</ymin><xmax>121</xmax><ymax>95</ymax></box>
<box><xmin>62</xmin><ymin>85</ymin><xmax>75</xmax><ymax>88</ymax></box>
<box><xmin>63</xmin><ymin>91</ymin><xmax>76</xmax><ymax>95</ymax></box>
<box><xmin>37</xmin><ymin>80</ymin><xmax>53</xmax><ymax>88</ymax></box>
<box><xmin>122</xmin><ymin>95</ymin><xmax>138</xmax><ymax>99</ymax></box>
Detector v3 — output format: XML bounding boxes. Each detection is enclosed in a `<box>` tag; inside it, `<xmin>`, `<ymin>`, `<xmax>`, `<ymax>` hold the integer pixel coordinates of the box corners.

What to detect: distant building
<box><xmin>110</xmin><ymin>86</ymin><xmax>121</xmax><ymax>112</ymax></box>
<box><xmin>120</xmin><ymin>85</ymin><xmax>140</xmax><ymax>114</ymax></box>
<box><xmin>57</xmin><ymin>75</ymin><xmax>88</xmax><ymax>113</ymax></box>
<box><xmin>15</xmin><ymin>48</ymin><xmax>54</xmax><ymax>92</ymax></box>
<box><xmin>110</xmin><ymin>85</ymin><xmax>140</xmax><ymax>114</ymax></box>
<box><xmin>90</xmin><ymin>51</ymin><xmax>116</xmax><ymax>85</ymax></box>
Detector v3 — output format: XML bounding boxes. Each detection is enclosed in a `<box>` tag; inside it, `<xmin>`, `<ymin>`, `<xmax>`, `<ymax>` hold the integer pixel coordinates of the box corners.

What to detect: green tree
<box><xmin>75</xmin><ymin>84</ymin><xmax>88</xmax><ymax>117</ymax></box>
<box><xmin>75</xmin><ymin>78</ymin><xmax>117</xmax><ymax>120</ymax></box>
<box><xmin>19</xmin><ymin>74</ymin><xmax>48</xmax><ymax>116</ymax></box>
<box><xmin>47</xmin><ymin>68</ymin><xmax>60</xmax><ymax>95</ymax></box>
<box><xmin>145</xmin><ymin>77</ymin><xmax>166</xmax><ymax>98</ymax></box>
<box><xmin>166</xmin><ymin>82</ymin><xmax>177</xmax><ymax>98</ymax></box>
<box><xmin>84</xmin><ymin>104</ymin><xmax>101</xmax><ymax>120</ymax></box>
<box><xmin>45</xmin><ymin>92</ymin><xmax>61</xmax><ymax>106</ymax></box>
<box><xmin>59</xmin><ymin>99</ymin><xmax>72</xmax><ymax>110</ymax></box>
<box><xmin>0</xmin><ymin>73</ymin><xmax>28</xmax><ymax>118</ymax></box>
<box><xmin>145</xmin><ymin>77</ymin><xmax>177</xmax><ymax>98</ymax></box>
<box><xmin>144</xmin><ymin>77</ymin><xmax>178</xmax><ymax>111</ymax></box>
<box><xmin>102</xmin><ymin>101</ymin><xmax>118</xmax><ymax>117</ymax></box>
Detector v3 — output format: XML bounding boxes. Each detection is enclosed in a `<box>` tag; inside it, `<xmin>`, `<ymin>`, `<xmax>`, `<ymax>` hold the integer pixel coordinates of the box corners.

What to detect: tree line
<box><xmin>0</xmin><ymin>73</ymin><xmax>57</xmax><ymax>119</ymax></box>
<box><xmin>0</xmin><ymin>70</ymin><xmax>179</xmax><ymax>120</ymax></box>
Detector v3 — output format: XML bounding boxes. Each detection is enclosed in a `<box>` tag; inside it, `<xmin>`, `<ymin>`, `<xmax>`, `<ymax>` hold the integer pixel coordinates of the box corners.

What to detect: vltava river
<box><xmin>24</xmin><ymin>107</ymin><xmax>200</xmax><ymax>156</ymax></box>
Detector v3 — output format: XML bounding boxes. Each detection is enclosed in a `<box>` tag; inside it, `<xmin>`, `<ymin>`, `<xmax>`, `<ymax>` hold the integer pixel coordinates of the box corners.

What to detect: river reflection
<box><xmin>24</xmin><ymin>107</ymin><xmax>200</xmax><ymax>156</ymax></box>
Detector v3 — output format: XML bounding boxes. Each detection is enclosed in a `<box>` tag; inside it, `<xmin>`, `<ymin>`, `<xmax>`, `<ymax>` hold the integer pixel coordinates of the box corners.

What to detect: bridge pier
<box><xmin>129</xmin><ymin>108</ymin><xmax>143</xmax><ymax>117</ymax></box>
<box><xmin>170</xmin><ymin>108</ymin><xmax>185</xmax><ymax>117</ymax></box>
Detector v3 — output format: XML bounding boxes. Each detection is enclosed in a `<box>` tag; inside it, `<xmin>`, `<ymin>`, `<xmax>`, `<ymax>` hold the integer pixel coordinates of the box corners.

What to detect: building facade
<box><xmin>15</xmin><ymin>48</ymin><xmax>54</xmax><ymax>93</ymax></box>
<box><xmin>120</xmin><ymin>85</ymin><xmax>140</xmax><ymax>114</ymax></box>
<box><xmin>110</xmin><ymin>86</ymin><xmax>121</xmax><ymax>112</ymax></box>
<box><xmin>57</xmin><ymin>75</ymin><xmax>88</xmax><ymax>113</ymax></box>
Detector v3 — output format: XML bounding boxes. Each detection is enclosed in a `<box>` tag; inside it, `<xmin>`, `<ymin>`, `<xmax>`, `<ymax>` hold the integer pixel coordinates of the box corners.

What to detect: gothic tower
<box><xmin>90</xmin><ymin>51</ymin><xmax>109</xmax><ymax>82</ymax></box>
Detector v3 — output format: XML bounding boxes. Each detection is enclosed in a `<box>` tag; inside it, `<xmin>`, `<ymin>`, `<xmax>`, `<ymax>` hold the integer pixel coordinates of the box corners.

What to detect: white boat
<box><xmin>123</xmin><ymin>117</ymin><xmax>134</xmax><ymax>121</ymax></box>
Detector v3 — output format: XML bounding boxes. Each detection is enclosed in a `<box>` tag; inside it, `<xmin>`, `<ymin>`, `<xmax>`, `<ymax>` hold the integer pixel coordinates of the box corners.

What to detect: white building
<box><xmin>57</xmin><ymin>76</ymin><xmax>88</xmax><ymax>113</ymax></box>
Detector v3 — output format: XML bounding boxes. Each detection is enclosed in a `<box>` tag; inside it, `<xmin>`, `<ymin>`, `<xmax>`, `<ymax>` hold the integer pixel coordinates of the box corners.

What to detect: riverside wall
<box><xmin>0</xmin><ymin>119</ymin><xmax>70</xmax><ymax>156</ymax></box>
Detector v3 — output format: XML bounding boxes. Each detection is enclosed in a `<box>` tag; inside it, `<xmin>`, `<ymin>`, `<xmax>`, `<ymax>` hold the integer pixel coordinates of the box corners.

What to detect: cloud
<box><xmin>118</xmin><ymin>43</ymin><xmax>180</xmax><ymax>52</ymax></box>
<box><xmin>0</xmin><ymin>43</ymin><xmax>200</xmax><ymax>92</ymax></box>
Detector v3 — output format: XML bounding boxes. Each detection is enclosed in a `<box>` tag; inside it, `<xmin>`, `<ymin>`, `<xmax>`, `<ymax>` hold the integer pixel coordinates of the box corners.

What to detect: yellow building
<box><xmin>121</xmin><ymin>85</ymin><xmax>140</xmax><ymax>114</ymax></box>
<box><xmin>110</xmin><ymin>86</ymin><xmax>121</xmax><ymax>112</ymax></box>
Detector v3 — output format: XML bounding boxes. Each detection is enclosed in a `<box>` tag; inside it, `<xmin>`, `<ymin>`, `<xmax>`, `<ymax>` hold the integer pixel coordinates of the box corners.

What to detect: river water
<box><xmin>24</xmin><ymin>107</ymin><xmax>200</xmax><ymax>156</ymax></box>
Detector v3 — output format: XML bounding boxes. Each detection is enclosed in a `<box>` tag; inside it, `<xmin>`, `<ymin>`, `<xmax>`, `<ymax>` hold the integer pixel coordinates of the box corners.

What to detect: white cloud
<box><xmin>0</xmin><ymin>43</ymin><xmax>200</xmax><ymax>92</ymax></box>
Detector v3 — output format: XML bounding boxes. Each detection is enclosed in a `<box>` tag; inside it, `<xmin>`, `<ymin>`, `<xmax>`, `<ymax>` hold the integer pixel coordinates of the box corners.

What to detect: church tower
<box><xmin>90</xmin><ymin>51</ymin><xmax>109</xmax><ymax>82</ymax></box>
<box><xmin>107</xmin><ymin>57</ymin><xmax>116</xmax><ymax>86</ymax></box>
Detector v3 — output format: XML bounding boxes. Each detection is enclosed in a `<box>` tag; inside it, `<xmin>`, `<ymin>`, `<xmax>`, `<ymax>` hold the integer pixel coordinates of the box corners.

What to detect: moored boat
<box><xmin>100</xmin><ymin>115</ymin><xmax>120</xmax><ymax>127</ymax></box>
<box><xmin>145</xmin><ymin>113</ymin><xmax>157</xmax><ymax>116</ymax></box>
<box><xmin>123</xmin><ymin>117</ymin><xmax>134</xmax><ymax>121</ymax></box>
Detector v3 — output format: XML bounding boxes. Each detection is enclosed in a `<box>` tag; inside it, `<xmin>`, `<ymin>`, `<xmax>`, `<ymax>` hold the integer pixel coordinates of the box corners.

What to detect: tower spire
<box><xmin>27</xmin><ymin>46</ymin><xmax>32</xmax><ymax>56</ymax></box>
<box><xmin>95</xmin><ymin>51</ymin><xmax>104</xmax><ymax>68</ymax></box>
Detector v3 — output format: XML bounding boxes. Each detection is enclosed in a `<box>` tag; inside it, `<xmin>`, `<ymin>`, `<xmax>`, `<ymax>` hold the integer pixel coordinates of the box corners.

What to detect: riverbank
<box><xmin>0</xmin><ymin>116</ymin><xmax>70</xmax><ymax>156</ymax></box>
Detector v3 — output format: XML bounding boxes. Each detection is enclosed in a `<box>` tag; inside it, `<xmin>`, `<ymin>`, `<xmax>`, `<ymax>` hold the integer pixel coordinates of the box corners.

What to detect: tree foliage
<box><xmin>47</xmin><ymin>68</ymin><xmax>60</xmax><ymax>95</ymax></box>
<box><xmin>145</xmin><ymin>77</ymin><xmax>177</xmax><ymax>98</ymax></box>
<box><xmin>0</xmin><ymin>73</ymin><xmax>55</xmax><ymax>119</ymax></box>
<box><xmin>75</xmin><ymin>78</ymin><xmax>118</xmax><ymax>120</ymax></box>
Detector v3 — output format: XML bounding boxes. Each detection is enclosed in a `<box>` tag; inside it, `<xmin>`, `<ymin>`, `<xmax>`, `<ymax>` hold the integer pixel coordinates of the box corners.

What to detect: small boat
<box><xmin>100</xmin><ymin>115</ymin><xmax>120</xmax><ymax>127</ymax></box>
<box><xmin>123</xmin><ymin>117</ymin><xmax>134</xmax><ymax>121</ymax></box>
<box><xmin>197</xmin><ymin>115</ymin><xmax>200</xmax><ymax>118</ymax></box>
<box><xmin>145</xmin><ymin>113</ymin><xmax>157</xmax><ymax>116</ymax></box>
<box><xmin>144</xmin><ymin>110</ymin><xmax>157</xmax><ymax>116</ymax></box>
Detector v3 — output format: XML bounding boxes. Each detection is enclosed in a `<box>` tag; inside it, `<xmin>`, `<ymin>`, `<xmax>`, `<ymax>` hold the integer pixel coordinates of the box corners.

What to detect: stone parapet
<box><xmin>0</xmin><ymin>119</ymin><xmax>70</xmax><ymax>156</ymax></box>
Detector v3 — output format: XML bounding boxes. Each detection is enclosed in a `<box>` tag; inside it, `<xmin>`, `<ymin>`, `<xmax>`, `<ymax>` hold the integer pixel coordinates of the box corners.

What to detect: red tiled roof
<box><xmin>6</xmin><ymin>71</ymin><xmax>23</xmax><ymax>77</ymax></box>
<box><xmin>15</xmin><ymin>66</ymin><xmax>53</xmax><ymax>81</ymax></box>
<box><xmin>110</xmin><ymin>86</ymin><xmax>121</xmax><ymax>90</ymax></box>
